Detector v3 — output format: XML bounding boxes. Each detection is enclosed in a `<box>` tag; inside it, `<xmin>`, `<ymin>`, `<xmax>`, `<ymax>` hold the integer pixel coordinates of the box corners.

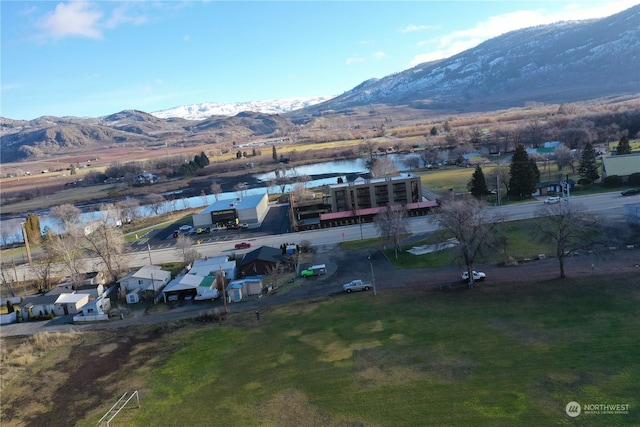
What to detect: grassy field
<box><xmin>378</xmin><ymin>219</ymin><xmax>554</xmax><ymax>270</ymax></box>
<box><xmin>80</xmin><ymin>274</ymin><xmax>640</xmax><ymax>427</ymax></box>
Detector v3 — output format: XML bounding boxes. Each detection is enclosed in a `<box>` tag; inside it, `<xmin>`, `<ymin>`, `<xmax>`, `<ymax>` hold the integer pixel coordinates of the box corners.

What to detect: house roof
<box><xmin>55</xmin><ymin>293</ymin><xmax>88</xmax><ymax>304</ymax></box>
<box><xmin>199</xmin><ymin>192</ymin><xmax>267</xmax><ymax>214</ymax></box>
<box><xmin>20</xmin><ymin>294</ymin><xmax>58</xmax><ymax>307</ymax></box>
<box><xmin>238</xmin><ymin>246</ymin><xmax>285</xmax><ymax>267</ymax></box>
<box><xmin>118</xmin><ymin>265</ymin><xmax>170</xmax><ymax>283</ymax></box>
<box><xmin>189</xmin><ymin>260</ymin><xmax>235</xmax><ymax>276</ymax></box>
<box><xmin>602</xmin><ymin>153</ymin><xmax>640</xmax><ymax>177</ymax></box>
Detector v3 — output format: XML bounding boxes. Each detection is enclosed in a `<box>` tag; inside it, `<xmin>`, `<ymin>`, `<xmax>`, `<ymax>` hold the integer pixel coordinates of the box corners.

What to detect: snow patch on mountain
<box><xmin>151</xmin><ymin>96</ymin><xmax>334</xmax><ymax>120</ymax></box>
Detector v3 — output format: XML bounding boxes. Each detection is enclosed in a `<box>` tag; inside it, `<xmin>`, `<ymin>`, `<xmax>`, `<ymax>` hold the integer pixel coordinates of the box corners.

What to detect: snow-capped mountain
<box><xmin>152</xmin><ymin>96</ymin><xmax>334</xmax><ymax>120</ymax></box>
<box><xmin>298</xmin><ymin>4</ymin><xmax>640</xmax><ymax>114</ymax></box>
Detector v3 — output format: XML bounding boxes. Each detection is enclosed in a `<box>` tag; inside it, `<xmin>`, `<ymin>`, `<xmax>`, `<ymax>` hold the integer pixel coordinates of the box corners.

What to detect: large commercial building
<box><xmin>291</xmin><ymin>174</ymin><xmax>438</xmax><ymax>231</ymax></box>
<box><xmin>192</xmin><ymin>192</ymin><xmax>269</xmax><ymax>229</ymax></box>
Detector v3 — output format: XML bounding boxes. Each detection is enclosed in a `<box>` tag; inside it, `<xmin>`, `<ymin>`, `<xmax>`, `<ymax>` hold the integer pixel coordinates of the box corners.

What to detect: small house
<box><xmin>20</xmin><ymin>294</ymin><xmax>58</xmax><ymax>319</ymax></box>
<box><xmin>118</xmin><ymin>265</ymin><xmax>172</xmax><ymax>294</ymax></box>
<box><xmin>238</xmin><ymin>246</ymin><xmax>287</xmax><ymax>276</ymax></box>
<box><xmin>54</xmin><ymin>293</ymin><xmax>89</xmax><ymax>316</ymax></box>
<box><xmin>74</xmin><ymin>297</ymin><xmax>111</xmax><ymax>322</ymax></box>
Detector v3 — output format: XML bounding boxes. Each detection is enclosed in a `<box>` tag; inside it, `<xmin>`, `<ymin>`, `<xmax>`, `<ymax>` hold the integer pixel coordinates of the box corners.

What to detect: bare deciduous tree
<box><xmin>46</xmin><ymin>204</ymin><xmax>84</xmax><ymax>278</ymax></box>
<box><xmin>210</xmin><ymin>182</ymin><xmax>222</xmax><ymax>201</ymax></box>
<box><xmin>50</xmin><ymin>204</ymin><xmax>82</xmax><ymax>231</ymax></box>
<box><xmin>420</xmin><ymin>146</ymin><xmax>439</xmax><ymax>168</ymax></box>
<box><xmin>175</xmin><ymin>235</ymin><xmax>200</xmax><ymax>266</ymax></box>
<box><xmin>115</xmin><ymin>197</ymin><xmax>140</xmax><ymax>224</ymax></box>
<box><xmin>82</xmin><ymin>204</ymin><xmax>128</xmax><ymax>282</ymax></box>
<box><xmin>144</xmin><ymin>193</ymin><xmax>165</xmax><ymax>215</ymax></box>
<box><xmin>374</xmin><ymin>206</ymin><xmax>408</xmax><ymax>259</ymax></box>
<box><xmin>552</xmin><ymin>145</ymin><xmax>570</xmax><ymax>172</ymax></box>
<box><xmin>264</xmin><ymin>261</ymin><xmax>283</xmax><ymax>288</ymax></box>
<box><xmin>370</xmin><ymin>157</ymin><xmax>398</xmax><ymax>178</ymax></box>
<box><xmin>437</xmin><ymin>199</ymin><xmax>503</xmax><ymax>288</ymax></box>
<box><xmin>534</xmin><ymin>202</ymin><xmax>600</xmax><ymax>279</ymax></box>
<box><xmin>403</xmin><ymin>156</ymin><xmax>421</xmax><ymax>171</ymax></box>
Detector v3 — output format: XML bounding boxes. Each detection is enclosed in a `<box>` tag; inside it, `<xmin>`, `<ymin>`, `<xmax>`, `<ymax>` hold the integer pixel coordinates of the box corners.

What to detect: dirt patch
<box><xmin>0</xmin><ymin>324</ymin><xmax>191</xmax><ymax>427</ymax></box>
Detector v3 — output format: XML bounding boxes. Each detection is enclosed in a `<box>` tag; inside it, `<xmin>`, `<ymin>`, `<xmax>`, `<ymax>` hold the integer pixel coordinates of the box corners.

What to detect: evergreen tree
<box><xmin>616</xmin><ymin>134</ymin><xmax>631</xmax><ymax>155</ymax></box>
<box><xmin>69</xmin><ymin>164</ymin><xmax>76</xmax><ymax>175</ymax></box>
<box><xmin>25</xmin><ymin>213</ymin><xmax>41</xmax><ymax>244</ymax></box>
<box><xmin>200</xmin><ymin>151</ymin><xmax>210</xmax><ymax>166</ymax></box>
<box><xmin>430</xmin><ymin>126</ymin><xmax>438</xmax><ymax>136</ymax></box>
<box><xmin>468</xmin><ymin>165</ymin><xmax>489</xmax><ymax>199</ymax></box>
<box><xmin>272</xmin><ymin>145</ymin><xmax>278</xmax><ymax>162</ymax></box>
<box><xmin>578</xmin><ymin>142</ymin><xmax>599</xmax><ymax>182</ymax></box>
<box><xmin>443</xmin><ymin>121</ymin><xmax>451</xmax><ymax>133</ymax></box>
<box><xmin>508</xmin><ymin>144</ymin><xmax>538</xmax><ymax>199</ymax></box>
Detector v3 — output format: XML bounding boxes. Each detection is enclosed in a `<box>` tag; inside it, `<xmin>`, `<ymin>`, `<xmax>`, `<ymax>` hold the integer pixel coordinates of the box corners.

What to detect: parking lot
<box><xmin>129</xmin><ymin>204</ymin><xmax>291</xmax><ymax>252</ymax></box>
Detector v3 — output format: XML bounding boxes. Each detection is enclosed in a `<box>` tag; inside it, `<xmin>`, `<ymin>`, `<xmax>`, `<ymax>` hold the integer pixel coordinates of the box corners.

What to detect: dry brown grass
<box><xmin>0</xmin><ymin>330</ymin><xmax>83</xmax><ymax>384</ymax></box>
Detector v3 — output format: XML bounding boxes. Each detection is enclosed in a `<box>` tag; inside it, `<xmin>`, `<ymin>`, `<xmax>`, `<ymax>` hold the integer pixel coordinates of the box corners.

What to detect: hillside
<box><xmin>295</xmin><ymin>4</ymin><xmax>640</xmax><ymax>116</ymax></box>
<box><xmin>2</xmin><ymin>5</ymin><xmax>639</xmax><ymax>164</ymax></box>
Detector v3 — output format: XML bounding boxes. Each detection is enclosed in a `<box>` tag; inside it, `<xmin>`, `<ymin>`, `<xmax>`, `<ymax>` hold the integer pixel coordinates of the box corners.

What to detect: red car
<box><xmin>234</xmin><ymin>242</ymin><xmax>251</xmax><ymax>249</ymax></box>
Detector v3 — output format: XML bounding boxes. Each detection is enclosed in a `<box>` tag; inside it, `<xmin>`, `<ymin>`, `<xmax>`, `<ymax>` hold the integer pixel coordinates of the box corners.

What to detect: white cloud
<box><xmin>346</xmin><ymin>56</ymin><xmax>366</xmax><ymax>65</ymax></box>
<box><xmin>373</xmin><ymin>51</ymin><xmax>386</xmax><ymax>60</ymax></box>
<box><xmin>400</xmin><ymin>24</ymin><xmax>437</xmax><ymax>33</ymax></box>
<box><xmin>38</xmin><ymin>1</ymin><xmax>103</xmax><ymax>39</ymax></box>
<box><xmin>410</xmin><ymin>1</ymin><xmax>639</xmax><ymax>66</ymax></box>
<box><xmin>104</xmin><ymin>5</ymin><xmax>147</xmax><ymax>29</ymax></box>
<box><xmin>36</xmin><ymin>1</ymin><xmax>148</xmax><ymax>40</ymax></box>
<box><xmin>1</xmin><ymin>83</ymin><xmax>24</xmax><ymax>94</ymax></box>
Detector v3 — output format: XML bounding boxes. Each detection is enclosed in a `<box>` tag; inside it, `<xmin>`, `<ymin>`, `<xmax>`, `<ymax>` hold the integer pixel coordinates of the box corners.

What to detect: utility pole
<box><xmin>20</xmin><ymin>222</ymin><xmax>32</xmax><ymax>266</ymax></box>
<box><xmin>370</xmin><ymin>259</ymin><xmax>376</xmax><ymax>296</ymax></box>
<box><xmin>220</xmin><ymin>264</ymin><xmax>228</xmax><ymax>314</ymax></box>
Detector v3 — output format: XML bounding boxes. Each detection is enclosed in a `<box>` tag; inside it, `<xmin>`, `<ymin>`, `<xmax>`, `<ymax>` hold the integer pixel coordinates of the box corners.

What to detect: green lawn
<box><xmin>112</xmin><ymin>274</ymin><xmax>639</xmax><ymax>427</ymax></box>
<box><xmin>385</xmin><ymin>219</ymin><xmax>556</xmax><ymax>270</ymax></box>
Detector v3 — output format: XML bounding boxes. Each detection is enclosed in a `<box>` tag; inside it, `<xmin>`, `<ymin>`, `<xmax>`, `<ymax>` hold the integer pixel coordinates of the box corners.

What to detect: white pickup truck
<box><xmin>342</xmin><ymin>279</ymin><xmax>371</xmax><ymax>293</ymax></box>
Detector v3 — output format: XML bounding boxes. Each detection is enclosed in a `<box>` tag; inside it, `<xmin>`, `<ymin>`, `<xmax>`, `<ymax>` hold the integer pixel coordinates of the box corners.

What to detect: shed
<box><xmin>126</xmin><ymin>288</ymin><xmax>141</xmax><ymax>304</ymax></box>
<box><xmin>226</xmin><ymin>282</ymin><xmax>244</xmax><ymax>303</ymax></box>
<box><xmin>54</xmin><ymin>293</ymin><xmax>89</xmax><ymax>316</ymax></box>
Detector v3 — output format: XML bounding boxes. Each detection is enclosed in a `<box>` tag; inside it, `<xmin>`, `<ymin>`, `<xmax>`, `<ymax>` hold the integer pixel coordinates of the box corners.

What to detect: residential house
<box><xmin>189</xmin><ymin>256</ymin><xmax>237</xmax><ymax>280</ymax></box>
<box><xmin>238</xmin><ymin>246</ymin><xmax>287</xmax><ymax>276</ymax></box>
<box><xmin>20</xmin><ymin>294</ymin><xmax>58</xmax><ymax>319</ymax></box>
<box><xmin>74</xmin><ymin>296</ymin><xmax>111</xmax><ymax>322</ymax></box>
<box><xmin>118</xmin><ymin>265</ymin><xmax>172</xmax><ymax>294</ymax></box>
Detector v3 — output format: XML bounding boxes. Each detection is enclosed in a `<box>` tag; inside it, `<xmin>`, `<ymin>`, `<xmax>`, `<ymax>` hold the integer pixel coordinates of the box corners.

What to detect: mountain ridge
<box><xmin>2</xmin><ymin>5</ymin><xmax>639</xmax><ymax>163</ymax></box>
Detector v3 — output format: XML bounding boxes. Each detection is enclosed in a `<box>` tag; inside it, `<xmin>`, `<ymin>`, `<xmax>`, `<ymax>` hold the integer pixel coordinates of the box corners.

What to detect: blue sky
<box><xmin>1</xmin><ymin>0</ymin><xmax>637</xmax><ymax>120</ymax></box>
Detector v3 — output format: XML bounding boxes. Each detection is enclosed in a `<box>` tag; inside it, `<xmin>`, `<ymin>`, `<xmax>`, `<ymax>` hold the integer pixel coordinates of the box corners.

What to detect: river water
<box><xmin>1</xmin><ymin>153</ymin><xmax>418</xmax><ymax>245</ymax></box>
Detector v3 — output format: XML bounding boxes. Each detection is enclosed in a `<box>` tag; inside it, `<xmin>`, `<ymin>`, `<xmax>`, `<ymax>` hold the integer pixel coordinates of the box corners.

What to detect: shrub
<box><xmin>628</xmin><ymin>173</ymin><xmax>640</xmax><ymax>186</ymax></box>
<box><xmin>602</xmin><ymin>175</ymin><xmax>623</xmax><ymax>187</ymax></box>
<box><xmin>577</xmin><ymin>178</ymin><xmax>593</xmax><ymax>185</ymax></box>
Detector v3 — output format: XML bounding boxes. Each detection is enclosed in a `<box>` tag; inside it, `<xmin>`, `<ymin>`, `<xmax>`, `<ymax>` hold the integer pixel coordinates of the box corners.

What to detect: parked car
<box><xmin>196</xmin><ymin>227</ymin><xmax>211</xmax><ymax>234</ymax></box>
<box><xmin>234</xmin><ymin>242</ymin><xmax>251</xmax><ymax>249</ymax></box>
<box><xmin>179</xmin><ymin>224</ymin><xmax>192</xmax><ymax>232</ymax></box>
<box><xmin>461</xmin><ymin>271</ymin><xmax>486</xmax><ymax>282</ymax></box>
<box><xmin>544</xmin><ymin>196</ymin><xmax>561</xmax><ymax>204</ymax></box>
<box><xmin>621</xmin><ymin>188</ymin><xmax>640</xmax><ymax>196</ymax></box>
